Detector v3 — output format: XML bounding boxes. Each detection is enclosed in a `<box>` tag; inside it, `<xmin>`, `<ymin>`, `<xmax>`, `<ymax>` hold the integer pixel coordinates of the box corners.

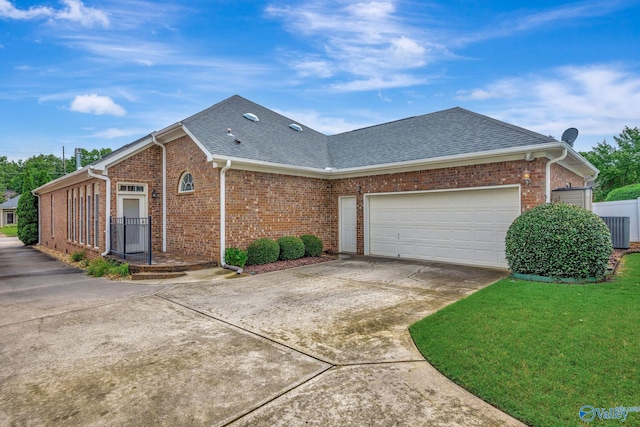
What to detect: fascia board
<box><xmin>180</xmin><ymin>125</ymin><xmax>216</xmax><ymax>162</ymax></box>
<box><xmin>92</xmin><ymin>136</ymin><xmax>154</xmax><ymax>170</ymax></box>
<box><xmin>33</xmin><ymin>167</ymin><xmax>98</xmax><ymax>194</ymax></box>
<box><xmin>210</xmin><ymin>155</ymin><xmax>329</xmax><ymax>179</ymax></box>
<box><xmin>211</xmin><ymin>143</ymin><xmax>596</xmax><ymax>180</ymax></box>
<box><xmin>325</xmin><ymin>143</ymin><xmax>569</xmax><ymax>179</ymax></box>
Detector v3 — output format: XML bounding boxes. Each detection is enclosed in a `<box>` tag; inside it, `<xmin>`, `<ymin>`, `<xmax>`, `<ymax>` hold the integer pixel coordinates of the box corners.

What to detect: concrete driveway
<box><xmin>0</xmin><ymin>236</ymin><xmax>525</xmax><ymax>426</ymax></box>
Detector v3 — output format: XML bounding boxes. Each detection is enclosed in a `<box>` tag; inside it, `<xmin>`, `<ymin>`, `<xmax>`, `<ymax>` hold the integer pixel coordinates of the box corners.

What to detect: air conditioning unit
<box><xmin>600</xmin><ymin>216</ymin><xmax>630</xmax><ymax>249</ymax></box>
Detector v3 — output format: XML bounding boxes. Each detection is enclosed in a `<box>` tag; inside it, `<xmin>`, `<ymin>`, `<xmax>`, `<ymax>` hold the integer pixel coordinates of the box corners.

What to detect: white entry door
<box><xmin>117</xmin><ymin>183</ymin><xmax>148</xmax><ymax>255</ymax></box>
<box><xmin>122</xmin><ymin>198</ymin><xmax>144</xmax><ymax>253</ymax></box>
<box><xmin>340</xmin><ymin>196</ymin><xmax>357</xmax><ymax>253</ymax></box>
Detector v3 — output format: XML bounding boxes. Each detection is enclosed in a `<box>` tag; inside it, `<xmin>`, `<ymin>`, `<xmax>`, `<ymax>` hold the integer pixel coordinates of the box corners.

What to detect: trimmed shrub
<box><xmin>605</xmin><ymin>183</ymin><xmax>640</xmax><ymax>201</ymax></box>
<box><xmin>300</xmin><ymin>234</ymin><xmax>323</xmax><ymax>257</ymax></box>
<box><xmin>247</xmin><ymin>238</ymin><xmax>280</xmax><ymax>265</ymax></box>
<box><xmin>505</xmin><ymin>203</ymin><xmax>612</xmax><ymax>279</ymax></box>
<box><xmin>277</xmin><ymin>236</ymin><xmax>305</xmax><ymax>261</ymax></box>
<box><xmin>225</xmin><ymin>247</ymin><xmax>248</xmax><ymax>268</ymax></box>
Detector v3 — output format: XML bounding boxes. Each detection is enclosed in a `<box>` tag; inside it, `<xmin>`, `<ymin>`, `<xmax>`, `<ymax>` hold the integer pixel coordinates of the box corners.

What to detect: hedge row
<box><xmin>226</xmin><ymin>234</ymin><xmax>324</xmax><ymax>267</ymax></box>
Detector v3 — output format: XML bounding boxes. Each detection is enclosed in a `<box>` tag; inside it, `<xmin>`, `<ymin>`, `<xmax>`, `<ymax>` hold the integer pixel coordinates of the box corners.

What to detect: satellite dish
<box><xmin>561</xmin><ymin>128</ymin><xmax>578</xmax><ymax>146</ymax></box>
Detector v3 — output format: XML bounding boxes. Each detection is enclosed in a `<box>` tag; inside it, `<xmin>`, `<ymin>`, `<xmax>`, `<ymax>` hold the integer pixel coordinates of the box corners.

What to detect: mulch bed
<box><xmin>609</xmin><ymin>242</ymin><xmax>640</xmax><ymax>272</ymax></box>
<box><xmin>244</xmin><ymin>255</ymin><xmax>336</xmax><ymax>275</ymax></box>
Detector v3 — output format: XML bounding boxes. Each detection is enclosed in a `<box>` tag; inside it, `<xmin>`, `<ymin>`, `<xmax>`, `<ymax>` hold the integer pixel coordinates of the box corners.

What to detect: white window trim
<box><xmin>178</xmin><ymin>172</ymin><xmax>194</xmax><ymax>193</ymax></box>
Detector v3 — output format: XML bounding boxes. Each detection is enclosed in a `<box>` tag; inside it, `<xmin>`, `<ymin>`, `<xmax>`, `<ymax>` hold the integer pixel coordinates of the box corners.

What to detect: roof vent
<box><xmin>243</xmin><ymin>113</ymin><xmax>259</xmax><ymax>122</ymax></box>
<box><xmin>289</xmin><ymin>123</ymin><xmax>303</xmax><ymax>132</ymax></box>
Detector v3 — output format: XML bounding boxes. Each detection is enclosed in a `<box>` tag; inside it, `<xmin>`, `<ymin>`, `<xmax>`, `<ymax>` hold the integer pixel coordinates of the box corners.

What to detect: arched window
<box><xmin>179</xmin><ymin>172</ymin><xmax>194</xmax><ymax>193</ymax></box>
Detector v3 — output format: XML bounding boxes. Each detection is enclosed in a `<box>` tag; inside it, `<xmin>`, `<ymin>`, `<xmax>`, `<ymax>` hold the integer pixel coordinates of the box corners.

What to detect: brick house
<box><xmin>33</xmin><ymin>95</ymin><xmax>597</xmax><ymax>269</ymax></box>
<box><xmin>0</xmin><ymin>195</ymin><xmax>19</xmax><ymax>227</ymax></box>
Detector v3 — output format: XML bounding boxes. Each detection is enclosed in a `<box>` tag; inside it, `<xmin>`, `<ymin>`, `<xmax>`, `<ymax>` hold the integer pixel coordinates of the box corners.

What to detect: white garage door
<box><xmin>367</xmin><ymin>187</ymin><xmax>520</xmax><ymax>268</ymax></box>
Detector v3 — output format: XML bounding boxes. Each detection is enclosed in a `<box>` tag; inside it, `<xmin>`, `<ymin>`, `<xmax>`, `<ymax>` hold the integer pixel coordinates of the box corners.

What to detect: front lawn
<box><xmin>0</xmin><ymin>225</ymin><xmax>18</xmax><ymax>237</ymax></box>
<box><xmin>409</xmin><ymin>254</ymin><xmax>640</xmax><ymax>427</ymax></box>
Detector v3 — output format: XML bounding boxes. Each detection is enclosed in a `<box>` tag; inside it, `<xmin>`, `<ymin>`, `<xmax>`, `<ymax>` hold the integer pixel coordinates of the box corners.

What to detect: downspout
<box><xmin>152</xmin><ymin>134</ymin><xmax>167</xmax><ymax>252</ymax></box>
<box><xmin>88</xmin><ymin>166</ymin><xmax>111</xmax><ymax>256</ymax></box>
<box><xmin>545</xmin><ymin>147</ymin><xmax>568</xmax><ymax>203</ymax></box>
<box><xmin>219</xmin><ymin>160</ymin><xmax>242</xmax><ymax>274</ymax></box>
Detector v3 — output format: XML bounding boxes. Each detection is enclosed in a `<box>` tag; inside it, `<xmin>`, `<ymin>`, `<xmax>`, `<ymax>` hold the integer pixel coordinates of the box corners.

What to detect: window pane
<box><xmin>180</xmin><ymin>173</ymin><xmax>194</xmax><ymax>192</ymax></box>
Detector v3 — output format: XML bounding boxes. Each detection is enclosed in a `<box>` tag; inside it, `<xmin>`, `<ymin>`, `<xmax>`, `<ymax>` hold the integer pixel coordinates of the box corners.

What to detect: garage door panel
<box><xmin>368</xmin><ymin>187</ymin><xmax>519</xmax><ymax>268</ymax></box>
<box><xmin>452</xmin><ymin>229</ymin><xmax>472</xmax><ymax>243</ymax></box>
<box><xmin>474</xmin><ymin>230</ymin><xmax>497</xmax><ymax>243</ymax></box>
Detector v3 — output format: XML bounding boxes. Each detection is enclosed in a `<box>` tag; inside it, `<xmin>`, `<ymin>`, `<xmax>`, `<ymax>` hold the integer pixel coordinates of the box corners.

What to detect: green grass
<box><xmin>0</xmin><ymin>225</ymin><xmax>18</xmax><ymax>237</ymax></box>
<box><xmin>409</xmin><ymin>254</ymin><xmax>640</xmax><ymax>427</ymax></box>
<box><xmin>86</xmin><ymin>258</ymin><xmax>129</xmax><ymax>278</ymax></box>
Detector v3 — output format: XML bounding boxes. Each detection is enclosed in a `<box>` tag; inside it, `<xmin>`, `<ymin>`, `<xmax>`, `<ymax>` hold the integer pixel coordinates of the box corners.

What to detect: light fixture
<box><xmin>152</xmin><ymin>189</ymin><xmax>158</xmax><ymax>199</ymax></box>
<box><xmin>356</xmin><ymin>185</ymin><xmax>362</xmax><ymax>194</ymax></box>
<box><xmin>523</xmin><ymin>170</ymin><xmax>531</xmax><ymax>185</ymax></box>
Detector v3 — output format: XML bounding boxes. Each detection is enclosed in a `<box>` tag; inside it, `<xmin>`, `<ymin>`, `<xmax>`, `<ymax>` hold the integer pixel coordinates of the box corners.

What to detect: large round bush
<box><xmin>247</xmin><ymin>238</ymin><xmax>280</xmax><ymax>265</ymax></box>
<box><xmin>605</xmin><ymin>183</ymin><xmax>640</xmax><ymax>201</ymax></box>
<box><xmin>505</xmin><ymin>203</ymin><xmax>612</xmax><ymax>279</ymax></box>
<box><xmin>300</xmin><ymin>234</ymin><xmax>323</xmax><ymax>257</ymax></box>
<box><xmin>277</xmin><ymin>236</ymin><xmax>305</xmax><ymax>260</ymax></box>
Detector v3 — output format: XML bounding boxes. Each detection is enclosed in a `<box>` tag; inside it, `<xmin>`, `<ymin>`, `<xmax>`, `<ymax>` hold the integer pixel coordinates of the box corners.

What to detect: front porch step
<box><xmin>129</xmin><ymin>271</ymin><xmax>187</xmax><ymax>281</ymax></box>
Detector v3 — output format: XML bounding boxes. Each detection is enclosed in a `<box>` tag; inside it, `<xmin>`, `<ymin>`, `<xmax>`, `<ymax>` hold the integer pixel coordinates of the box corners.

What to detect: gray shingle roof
<box><xmin>183</xmin><ymin>95</ymin><xmax>330</xmax><ymax>168</ymax></box>
<box><xmin>0</xmin><ymin>196</ymin><xmax>19</xmax><ymax>209</ymax></box>
<box><xmin>182</xmin><ymin>96</ymin><xmax>556</xmax><ymax>170</ymax></box>
<box><xmin>327</xmin><ymin>107</ymin><xmax>556</xmax><ymax>168</ymax></box>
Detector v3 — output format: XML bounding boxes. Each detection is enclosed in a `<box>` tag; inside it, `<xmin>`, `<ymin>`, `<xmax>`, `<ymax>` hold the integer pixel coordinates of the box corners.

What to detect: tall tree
<box><xmin>9</xmin><ymin>154</ymin><xmax>62</xmax><ymax>194</ymax></box>
<box><xmin>17</xmin><ymin>170</ymin><xmax>39</xmax><ymax>245</ymax></box>
<box><xmin>64</xmin><ymin>148</ymin><xmax>112</xmax><ymax>173</ymax></box>
<box><xmin>581</xmin><ymin>126</ymin><xmax>640</xmax><ymax>201</ymax></box>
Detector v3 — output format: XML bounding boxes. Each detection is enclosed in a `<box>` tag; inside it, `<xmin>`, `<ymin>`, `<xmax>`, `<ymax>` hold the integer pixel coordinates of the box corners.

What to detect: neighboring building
<box><xmin>0</xmin><ymin>195</ymin><xmax>19</xmax><ymax>227</ymax></box>
<box><xmin>33</xmin><ymin>95</ymin><xmax>597</xmax><ymax>269</ymax></box>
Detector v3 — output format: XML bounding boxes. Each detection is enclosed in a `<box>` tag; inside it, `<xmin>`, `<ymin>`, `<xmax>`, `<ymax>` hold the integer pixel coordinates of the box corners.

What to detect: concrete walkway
<box><xmin>0</xmin><ymin>236</ymin><xmax>526</xmax><ymax>426</ymax></box>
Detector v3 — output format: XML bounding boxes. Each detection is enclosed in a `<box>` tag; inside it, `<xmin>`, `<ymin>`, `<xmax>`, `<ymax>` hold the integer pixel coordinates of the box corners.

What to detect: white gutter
<box><xmin>584</xmin><ymin>170</ymin><xmax>599</xmax><ymax>188</ymax></box>
<box><xmin>219</xmin><ymin>160</ymin><xmax>242</xmax><ymax>274</ymax></box>
<box><xmin>152</xmin><ymin>134</ymin><xmax>167</xmax><ymax>252</ymax></box>
<box><xmin>546</xmin><ymin>147</ymin><xmax>568</xmax><ymax>203</ymax></box>
<box><xmin>87</xmin><ymin>167</ymin><xmax>111</xmax><ymax>256</ymax></box>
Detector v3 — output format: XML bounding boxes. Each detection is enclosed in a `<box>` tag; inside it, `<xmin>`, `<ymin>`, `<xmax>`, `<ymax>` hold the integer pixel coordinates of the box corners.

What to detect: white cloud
<box><xmin>457</xmin><ymin>64</ymin><xmax>640</xmax><ymax>149</ymax></box>
<box><xmin>0</xmin><ymin>0</ymin><xmax>109</xmax><ymax>27</ymax></box>
<box><xmin>455</xmin><ymin>0</ymin><xmax>630</xmax><ymax>45</ymax></box>
<box><xmin>56</xmin><ymin>0</ymin><xmax>109</xmax><ymax>27</ymax></box>
<box><xmin>0</xmin><ymin>0</ymin><xmax>53</xmax><ymax>20</ymax></box>
<box><xmin>266</xmin><ymin>1</ymin><xmax>447</xmax><ymax>91</ymax></box>
<box><xmin>331</xmin><ymin>74</ymin><xmax>428</xmax><ymax>91</ymax></box>
<box><xmin>274</xmin><ymin>108</ymin><xmax>373</xmax><ymax>134</ymax></box>
<box><xmin>88</xmin><ymin>127</ymin><xmax>145</xmax><ymax>139</ymax></box>
<box><xmin>70</xmin><ymin>94</ymin><xmax>126</xmax><ymax>116</ymax></box>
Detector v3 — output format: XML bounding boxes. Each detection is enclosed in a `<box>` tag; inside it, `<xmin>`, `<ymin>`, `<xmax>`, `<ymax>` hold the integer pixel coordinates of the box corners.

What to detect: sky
<box><xmin>1</xmin><ymin>0</ymin><xmax>639</xmax><ymax>161</ymax></box>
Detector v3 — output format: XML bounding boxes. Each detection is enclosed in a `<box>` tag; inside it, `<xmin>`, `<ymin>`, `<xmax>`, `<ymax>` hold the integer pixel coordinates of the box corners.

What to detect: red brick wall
<box><xmin>38</xmin><ymin>179</ymin><xmax>105</xmax><ymax>260</ymax></box>
<box><xmin>325</xmin><ymin>159</ymin><xmax>582</xmax><ymax>254</ymax></box>
<box><xmin>35</xmin><ymin>145</ymin><xmax>586</xmax><ymax>262</ymax></box>
<box><xmin>550</xmin><ymin>163</ymin><xmax>584</xmax><ymax>191</ymax></box>
<box><xmin>224</xmin><ymin>170</ymin><xmax>332</xmax><ymax>252</ymax></box>
<box><xmin>164</xmin><ymin>136</ymin><xmax>220</xmax><ymax>259</ymax></box>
